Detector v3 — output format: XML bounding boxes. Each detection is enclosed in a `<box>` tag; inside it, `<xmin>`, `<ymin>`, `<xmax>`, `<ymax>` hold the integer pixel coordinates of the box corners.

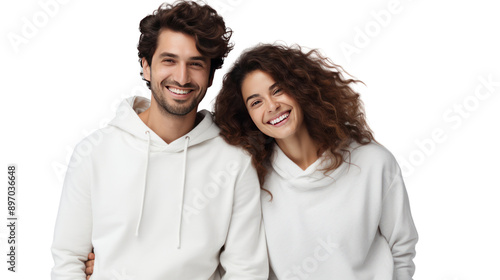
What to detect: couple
<box><xmin>52</xmin><ymin>1</ymin><xmax>418</xmax><ymax>279</ymax></box>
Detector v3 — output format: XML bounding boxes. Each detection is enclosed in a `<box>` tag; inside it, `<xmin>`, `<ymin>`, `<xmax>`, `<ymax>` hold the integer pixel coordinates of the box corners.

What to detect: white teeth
<box><xmin>270</xmin><ymin>113</ymin><xmax>289</xmax><ymax>125</ymax></box>
<box><xmin>168</xmin><ymin>87</ymin><xmax>191</xmax><ymax>95</ymax></box>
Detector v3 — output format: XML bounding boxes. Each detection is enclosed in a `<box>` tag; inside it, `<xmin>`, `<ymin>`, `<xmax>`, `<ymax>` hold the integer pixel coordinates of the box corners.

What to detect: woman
<box><xmin>214</xmin><ymin>44</ymin><xmax>418</xmax><ymax>279</ymax></box>
<box><xmin>85</xmin><ymin>44</ymin><xmax>418</xmax><ymax>279</ymax></box>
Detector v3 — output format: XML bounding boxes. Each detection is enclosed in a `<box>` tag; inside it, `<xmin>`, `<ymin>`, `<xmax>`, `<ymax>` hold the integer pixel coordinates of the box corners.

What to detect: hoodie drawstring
<box><xmin>135</xmin><ymin>130</ymin><xmax>151</xmax><ymax>236</ymax></box>
<box><xmin>177</xmin><ymin>136</ymin><xmax>190</xmax><ymax>249</ymax></box>
<box><xmin>135</xmin><ymin>132</ymin><xmax>189</xmax><ymax>248</ymax></box>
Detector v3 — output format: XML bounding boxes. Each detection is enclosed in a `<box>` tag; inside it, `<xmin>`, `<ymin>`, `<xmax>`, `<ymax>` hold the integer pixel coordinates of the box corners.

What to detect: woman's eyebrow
<box><xmin>245</xmin><ymin>93</ymin><xmax>260</xmax><ymax>104</ymax></box>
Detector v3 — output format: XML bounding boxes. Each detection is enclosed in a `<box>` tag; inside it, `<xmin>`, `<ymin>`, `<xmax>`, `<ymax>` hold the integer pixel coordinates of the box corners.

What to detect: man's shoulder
<box><xmin>205</xmin><ymin>134</ymin><xmax>252</xmax><ymax>159</ymax></box>
<box><xmin>71</xmin><ymin>125</ymin><xmax>123</xmax><ymax>156</ymax></box>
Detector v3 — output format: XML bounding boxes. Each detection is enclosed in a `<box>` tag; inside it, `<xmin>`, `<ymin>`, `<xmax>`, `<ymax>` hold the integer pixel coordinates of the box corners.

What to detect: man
<box><xmin>51</xmin><ymin>2</ymin><xmax>268</xmax><ymax>279</ymax></box>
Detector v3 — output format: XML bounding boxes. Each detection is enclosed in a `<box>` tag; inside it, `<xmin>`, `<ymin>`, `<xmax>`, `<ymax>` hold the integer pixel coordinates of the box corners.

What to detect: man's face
<box><xmin>142</xmin><ymin>29</ymin><xmax>212</xmax><ymax>117</ymax></box>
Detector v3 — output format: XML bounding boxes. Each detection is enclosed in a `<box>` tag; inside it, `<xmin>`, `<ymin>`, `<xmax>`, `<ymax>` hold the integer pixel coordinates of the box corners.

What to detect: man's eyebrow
<box><xmin>158</xmin><ymin>52</ymin><xmax>208</xmax><ymax>62</ymax></box>
<box><xmin>189</xmin><ymin>56</ymin><xmax>208</xmax><ymax>62</ymax></box>
<box><xmin>158</xmin><ymin>52</ymin><xmax>178</xmax><ymax>59</ymax></box>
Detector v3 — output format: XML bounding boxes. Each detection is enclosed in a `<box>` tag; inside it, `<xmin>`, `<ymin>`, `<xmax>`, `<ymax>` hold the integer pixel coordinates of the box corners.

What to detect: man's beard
<box><xmin>151</xmin><ymin>86</ymin><xmax>204</xmax><ymax>116</ymax></box>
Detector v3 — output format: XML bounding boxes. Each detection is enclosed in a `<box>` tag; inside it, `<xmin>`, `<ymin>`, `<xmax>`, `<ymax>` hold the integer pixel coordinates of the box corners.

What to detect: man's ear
<box><xmin>142</xmin><ymin>57</ymin><xmax>151</xmax><ymax>82</ymax></box>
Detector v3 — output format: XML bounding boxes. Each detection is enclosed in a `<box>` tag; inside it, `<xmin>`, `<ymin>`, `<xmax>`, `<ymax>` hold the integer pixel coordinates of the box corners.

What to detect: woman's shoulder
<box><xmin>348</xmin><ymin>141</ymin><xmax>399</xmax><ymax>169</ymax></box>
<box><xmin>344</xmin><ymin>142</ymin><xmax>403</xmax><ymax>189</ymax></box>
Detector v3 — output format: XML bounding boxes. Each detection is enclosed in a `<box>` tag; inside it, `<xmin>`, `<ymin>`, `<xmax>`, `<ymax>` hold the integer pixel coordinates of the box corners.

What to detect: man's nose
<box><xmin>173</xmin><ymin>64</ymin><xmax>190</xmax><ymax>86</ymax></box>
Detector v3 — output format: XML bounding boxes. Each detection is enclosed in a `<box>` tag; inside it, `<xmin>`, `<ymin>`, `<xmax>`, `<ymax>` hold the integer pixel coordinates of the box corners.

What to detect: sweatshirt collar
<box><xmin>271</xmin><ymin>144</ymin><xmax>348</xmax><ymax>189</ymax></box>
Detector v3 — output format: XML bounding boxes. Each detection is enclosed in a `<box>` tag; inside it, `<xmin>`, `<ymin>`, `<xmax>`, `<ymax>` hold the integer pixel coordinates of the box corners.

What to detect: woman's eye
<box><xmin>251</xmin><ymin>100</ymin><xmax>261</xmax><ymax>107</ymax></box>
<box><xmin>273</xmin><ymin>88</ymin><xmax>282</xmax><ymax>95</ymax></box>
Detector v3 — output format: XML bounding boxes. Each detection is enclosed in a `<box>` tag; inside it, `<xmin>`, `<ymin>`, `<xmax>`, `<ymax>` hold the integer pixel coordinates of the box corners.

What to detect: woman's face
<box><xmin>241</xmin><ymin>70</ymin><xmax>305</xmax><ymax>140</ymax></box>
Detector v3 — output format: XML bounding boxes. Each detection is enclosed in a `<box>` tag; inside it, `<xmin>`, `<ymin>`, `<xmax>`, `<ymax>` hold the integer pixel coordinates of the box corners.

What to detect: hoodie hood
<box><xmin>107</xmin><ymin>96</ymin><xmax>219</xmax><ymax>247</ymax></box>
<box><xmin>108</xmin><ymin>96</ymin><xmax>220</xmax><ymax>152</ymax></box>
<box><xmin>270</xmin><ymin>144</ymin><xmax>349</xmax><ymax>190</ymax></box>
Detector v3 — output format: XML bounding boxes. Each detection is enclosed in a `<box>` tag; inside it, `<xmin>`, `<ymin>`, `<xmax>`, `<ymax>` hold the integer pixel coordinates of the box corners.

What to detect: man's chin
<box><xmin>160</xmin><ymin>102</ymin><xmax>198</xmax><ymax>117</ymax></box>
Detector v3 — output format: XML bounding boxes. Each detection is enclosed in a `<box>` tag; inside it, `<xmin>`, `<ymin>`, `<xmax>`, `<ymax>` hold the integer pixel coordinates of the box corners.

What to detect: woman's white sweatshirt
<box><xmin>51</xmin><ymin>96</ymin><xmax>268</xmax><ymax>279</ymax></box>
<box><xmin>262</xmin><ymin>142</ymin><xmax>418</xmax><ymax>280</ymax></box>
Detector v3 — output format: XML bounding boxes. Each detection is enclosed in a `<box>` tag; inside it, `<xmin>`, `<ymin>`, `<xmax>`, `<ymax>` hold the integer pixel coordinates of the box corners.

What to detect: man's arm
<box><xmin>219</xmin><ymin>158</ymin><xmax>269</xmax><ymax>279</ymax></box>
<box><xmin>51</xmin><ymin>147</ymin><xmax>93</xmax><ymax>279</ymax></box>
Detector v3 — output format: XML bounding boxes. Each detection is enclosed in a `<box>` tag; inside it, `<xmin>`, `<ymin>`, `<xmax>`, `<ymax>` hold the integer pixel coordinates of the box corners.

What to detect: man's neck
<box><xmin>138</xmin><ymin>102</ymin><xmax>198</xmax><ymax>144</ymax></box>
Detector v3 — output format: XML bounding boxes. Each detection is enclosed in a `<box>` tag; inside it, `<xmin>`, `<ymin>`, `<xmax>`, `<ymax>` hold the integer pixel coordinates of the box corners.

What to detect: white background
<box><xmin>1</xmin><ymin>0</ymin><xmax>499</xmax><ymax>279</ymax></box>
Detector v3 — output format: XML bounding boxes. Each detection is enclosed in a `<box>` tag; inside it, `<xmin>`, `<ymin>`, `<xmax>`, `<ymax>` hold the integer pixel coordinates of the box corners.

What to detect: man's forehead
<box><xmin>154</xmin><ymin>29</ymin><xmax>208</xmax><ymax>61</ymax></box>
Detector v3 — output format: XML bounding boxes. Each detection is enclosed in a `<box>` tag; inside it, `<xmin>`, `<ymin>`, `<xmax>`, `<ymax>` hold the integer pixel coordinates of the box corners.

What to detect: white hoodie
<box><xmin>51</xmin><ymin>96</ymin><xmax>269</xmax><ymax>280</ymax></box>
<box><xmin>262</xmin><ymin>142</ymin><xmax>418</xmax><ymax>280</ymax></box>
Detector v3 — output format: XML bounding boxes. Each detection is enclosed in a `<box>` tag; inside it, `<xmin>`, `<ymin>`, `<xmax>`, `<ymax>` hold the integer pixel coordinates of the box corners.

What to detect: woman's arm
<box><xmin>85</xmin><ymin>252</ymin><xmax>94</xmax><ymax>280</ymax></box>
<box><xmin>379</xmin><ymin>168</ymin><xmax>419</xmax><ymax>280</ymax></box>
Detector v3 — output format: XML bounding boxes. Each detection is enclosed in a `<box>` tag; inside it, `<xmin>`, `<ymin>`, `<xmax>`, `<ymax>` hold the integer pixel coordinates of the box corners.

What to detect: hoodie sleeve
<box><xmin>379</xmin><ymin>168</ymin><xmax>418</xmax><ymax>280</ymax></box>
<box><xmin>219</xmin><ymin>158</ymin><xmax>269</xmax><ymax>279</ymax></box>
<box><xmin>51</xmin><ymin>145</ymin><xmax>93</xmax><ymax>279</ymax></box>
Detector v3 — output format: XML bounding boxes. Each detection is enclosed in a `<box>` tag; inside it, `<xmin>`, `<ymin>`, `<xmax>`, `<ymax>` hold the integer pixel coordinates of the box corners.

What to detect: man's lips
<box><xmin>268</xmin><ymin>111</ymin><xmax>290</xmax><ymax>125</ymax></box>
<box><xmin>166</xmin><ymin>86</ymin><xmax>194</xmax><ymax>95</ymax></box>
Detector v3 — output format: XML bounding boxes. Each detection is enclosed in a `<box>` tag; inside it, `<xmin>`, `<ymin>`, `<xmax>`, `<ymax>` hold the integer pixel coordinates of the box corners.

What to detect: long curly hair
<box><xmin>213</xmin><ymin>44</ymin><xmax>374</xmax><ymax>193</ymax></box>
<box><xmin>138</xmin><ymin>1</ymin><xmax>233</xmax><ymax>88</ymax></box>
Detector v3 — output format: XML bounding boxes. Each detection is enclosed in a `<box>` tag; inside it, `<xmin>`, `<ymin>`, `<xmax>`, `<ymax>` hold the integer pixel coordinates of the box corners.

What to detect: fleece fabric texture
<box><xmin>51</xmin><ymin>96</ymin><xmax>268</xmax><ymax>280</ymax></box>
<box><xmin>262</xmin><ymin>142</ymin><xmax>418</xmax><ymax>280</ymax></box>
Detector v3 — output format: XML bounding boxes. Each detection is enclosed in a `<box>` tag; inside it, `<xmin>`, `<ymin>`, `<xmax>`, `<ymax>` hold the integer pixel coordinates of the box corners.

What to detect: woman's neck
<box><xmin>275</xmin><ymin>126</ymin><xmax>321</xmax><ymax>170</ymax></box>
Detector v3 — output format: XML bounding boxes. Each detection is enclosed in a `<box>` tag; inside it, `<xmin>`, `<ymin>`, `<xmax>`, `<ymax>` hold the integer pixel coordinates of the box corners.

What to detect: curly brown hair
<box><xmin>138</xmin><ymin>1</ymin><xmax>233</xmax><ymax>88</ymax></box>
<box><xmin>213</xmin><ymin>44</ymin><xmax>375</xmax><ymax>193</ymax></box>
